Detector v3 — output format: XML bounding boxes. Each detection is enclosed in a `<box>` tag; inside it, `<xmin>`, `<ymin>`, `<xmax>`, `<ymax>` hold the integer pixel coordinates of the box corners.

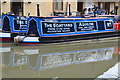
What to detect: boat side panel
<box><xmin>10</xmin><ymin>16</ymin><xmax>27</xmax><ymax>33</ymax></box>
<box><xmin>38</xmin><ymin>18</ymin><xmax>115</xmax><ymax>37</ymax></box>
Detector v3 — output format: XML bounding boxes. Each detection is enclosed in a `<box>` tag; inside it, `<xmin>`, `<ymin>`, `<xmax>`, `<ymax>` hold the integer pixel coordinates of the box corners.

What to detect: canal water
<box><xmin>0</xmin><ymin>38</ymin><xmax>119</xmax><ymax>79</ymax></box>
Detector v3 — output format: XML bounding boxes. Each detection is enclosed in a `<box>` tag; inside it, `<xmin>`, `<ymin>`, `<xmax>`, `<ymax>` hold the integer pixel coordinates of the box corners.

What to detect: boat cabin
<box><xmin>27</xmin><ymin>17</ymin><xmax>114</xmax><ymax>36</ymax></box>
<box><xmin>2</xmin><ymin>15</ymin><xmax>27</xmax><ymax>33</ymax></box>
<box><xmin>23</xmin><ymin>17</ymin><xmax>116</xmax><ymax>43</ymax></box>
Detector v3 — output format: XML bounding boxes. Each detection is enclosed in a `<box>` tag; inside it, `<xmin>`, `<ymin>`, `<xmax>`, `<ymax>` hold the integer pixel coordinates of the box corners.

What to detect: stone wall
<box><xmin>24</xmin><ymin>0</ymin><xmax>77</xmax><ymax>16</ymax></box>
<box><xmin>1</xmin><ymin>0</ymin><xmax>10</xmax><ymax>14</ymax></box>
<box><xmin>1</xmin><ymin>0</ymin><xmax>119</xmax><ymax>16</ymax></box>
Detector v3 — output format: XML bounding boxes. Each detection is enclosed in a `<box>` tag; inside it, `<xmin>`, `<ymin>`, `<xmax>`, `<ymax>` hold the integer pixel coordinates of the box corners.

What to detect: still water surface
<box><xmin>0</xmin><ymin>39</ymin><xmax>119</xmax><ymax>78</ymax></box>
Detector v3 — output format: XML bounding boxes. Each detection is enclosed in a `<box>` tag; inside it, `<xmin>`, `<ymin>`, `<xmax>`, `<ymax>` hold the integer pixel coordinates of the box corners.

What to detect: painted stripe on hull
<box><xmin>18</xmin><ymin>31</ymin><xmax>118</xmax><ymax>45</ymax></box>
<box><xmin>0</xmin><ymin>37</ymin><xmax>12</xmax><ymax>42</ymax></box>
<box><xmin>19</xmin><ymin>42</ymin><xmax>40</xmax><ymax>46</ymax></box>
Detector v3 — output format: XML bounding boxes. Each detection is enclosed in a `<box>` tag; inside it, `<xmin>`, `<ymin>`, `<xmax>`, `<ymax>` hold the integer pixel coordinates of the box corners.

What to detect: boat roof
<box><xmin>98</xmin><ymin>15</ymin><xmax>117</xmax><ymax>17</ymax></box>
<box><xmin>52</xmin><ymin>17</ymin><xmax>108</xmax><ymax>20</ymax></box>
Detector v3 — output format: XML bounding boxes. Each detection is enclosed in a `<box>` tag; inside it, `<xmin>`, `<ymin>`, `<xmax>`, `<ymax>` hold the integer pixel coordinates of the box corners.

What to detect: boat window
<box><xmin>97</xmin><ymin>21</ymin><xmax>105</xmax><ymax>30</ymax></box>
<box><xmin>27</xmin><ymin>19</ymin><xmax>39</xmax><ymax>37</ymax></box>
<box><xmin>2</xmin><ymin>16</ymin><xmax>11</xmax><ymax>32</ymax></box>
<box><xmin>42</xmin><ymin>22</ymin><xmax>75</xmax><ymax>34</ymax></box>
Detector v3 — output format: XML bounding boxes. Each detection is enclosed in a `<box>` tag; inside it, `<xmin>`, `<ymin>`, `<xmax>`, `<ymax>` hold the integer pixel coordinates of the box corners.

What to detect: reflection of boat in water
<box><xmin>32</xmin><ymin>47</ymin><xmax>114</xmax><ymax>70</ymax></box>
<box><xmin>2</xmin><ymin>46</ymin><xmax>39</xmax><ymax>67</ymax></box>
<box><xmin>2</xmin><ymin>45</ymin><xmax>114</xmax><ymax>68</ymax></box>
<box><xmin>0</xmin><ymin>47</ymin><xmax>11</xmax><ymax>53</ymax></box>
<box><xmin>2</xmin><ymin>42</ymin><xmax>119</xmax><ymax>78</ymax></box>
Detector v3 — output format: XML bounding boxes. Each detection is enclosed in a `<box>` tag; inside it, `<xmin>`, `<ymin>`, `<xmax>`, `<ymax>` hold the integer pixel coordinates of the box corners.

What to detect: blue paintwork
<box><xmin>2</xmin><ymin>15</ymin><xmax>81</xmax><ymax>33</ymax></box>
<box><xmin>2</xmin><ymin>15</ymin><xmax>116</xmax><ymax>44</ymax></box>
<box><xmin>26</xmin><ymin>17</ymin><xmax>115</xmax><ymax>37</ymax></box>
<box><xmin>33</xmin><ymin>16</ymin><xmax>82</xmax><ymax>19</ymax></box>
<box><xmin>2</xmin><ymin>15</ymin><xmax>28</xmax><ymax>33</ymax></box>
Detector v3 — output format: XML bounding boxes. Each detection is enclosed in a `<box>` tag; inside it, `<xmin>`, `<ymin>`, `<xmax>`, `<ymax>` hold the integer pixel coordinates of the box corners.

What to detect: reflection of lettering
<box><xmin>42</xmin><ymin>22</ymin><xmax>74</xmax><ymax>34</ymax></box>
<box><xmin>76</xmin><ymin>51</ymin><xmax>97</xmax><ymax>61</ymax></box>
<box><xmin>40</xmin><ymin>48</ymin><xmax>113</xmax><ymax>69</ymax></box>
<box><xmin>4</xmin><ymin>47</ymin><xmax>113</xmax><ymax>69</ymax></box>
<box><xmin>42</xmin><ymin>54</ymin><xmax>74</xmax><ymax>67</ymax></box>
<box><xmin>16</xmin><ymin>56</ymin><xmax>28</xmax><ymax>66</ymax></box>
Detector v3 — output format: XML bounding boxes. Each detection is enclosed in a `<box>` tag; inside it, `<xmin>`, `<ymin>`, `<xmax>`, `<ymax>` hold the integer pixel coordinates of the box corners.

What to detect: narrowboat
<box><xmin>0</xmin><ymin>15</ymin><xmax>82</xmax><ymax>43</ymax></box>
<box><xmin>14</xmin><ymin>17</ymin><xmax>118</xmax><ymax>45</ymax></box>
<box><xmin>0</xmin><ymin>15</ymin><xmax>27</xmax><ymax>42</ymax></box>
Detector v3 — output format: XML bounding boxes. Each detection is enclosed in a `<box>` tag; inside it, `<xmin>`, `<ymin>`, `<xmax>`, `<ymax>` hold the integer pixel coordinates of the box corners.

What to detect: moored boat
<box><xmin>14</xmin><ymin>17</ymin><xmax>118</xmax><ymax>45</ymax></box>
<box><xmin>0</xmin><ymin>15</ymin><xmax>27</xmax><ymax>42</ymax></box>
<box><xmin>0</xmin><ymin>15</ymin><xmax>83</xmax><ymax>43</ymax></box>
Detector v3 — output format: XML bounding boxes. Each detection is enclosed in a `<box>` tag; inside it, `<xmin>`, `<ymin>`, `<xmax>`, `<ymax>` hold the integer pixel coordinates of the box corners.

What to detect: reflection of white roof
<box><xmin>0</xmin><ymin>47</ymin><xmax>11</xmax><ymax>52</ymax></box>
<box><xmin>14</xmin><ymin>49</ymin><xmax>39</xmax><ymax>55</ymax></box>
<box><xmin>40</xmin><ymin>47</ymin><xmax>114</xmax><ymax>69</ymax></box>
<box><xmin>24</xmin><ymin>49</ymin><xmax>39</xmax><ymax>55</ymax></box>
<box><xmin>0</xmin><ymin>32</ymin><xmax>10</xmax><ymax>38</ymax></box>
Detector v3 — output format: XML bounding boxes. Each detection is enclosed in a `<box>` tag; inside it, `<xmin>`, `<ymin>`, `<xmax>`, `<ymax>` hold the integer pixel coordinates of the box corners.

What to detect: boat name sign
<box><xmin>42</xmin><ymin>22</ymin><xmax>75</xmax><ymax>34</ymax></box>
<box><xmin>76</xmin><ymin>22</ymin><xmax>97</xmax><ymax>31</ymax></box>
